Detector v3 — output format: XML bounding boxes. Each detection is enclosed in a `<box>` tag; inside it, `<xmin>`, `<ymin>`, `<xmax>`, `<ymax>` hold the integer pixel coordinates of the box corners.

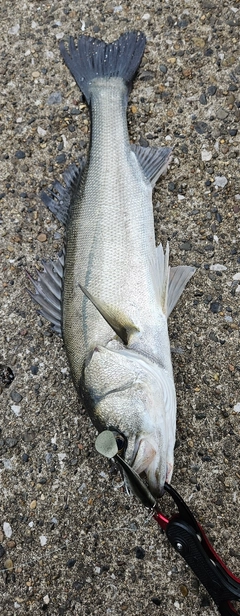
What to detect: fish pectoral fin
<box><xmin>79</xmin><ymin>284</ymin><xmax>139</xmax><ymax>345</ymax></box>
<box><xmin>41</xmin><ymin>159</ymin><xmax>86</xmax><ymax>226</ymax></box>
<box><xmin>131</xmin><ymin>145</ymin><xmax>172</xmax><ymax>187</ymax></box>
<box><xmin>168</xmin><ymin>264</ymin><xmax>196</xmax><ymax>317</ymax></box>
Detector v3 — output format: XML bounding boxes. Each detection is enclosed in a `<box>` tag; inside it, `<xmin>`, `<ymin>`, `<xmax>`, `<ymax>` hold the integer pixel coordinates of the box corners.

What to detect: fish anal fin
<box><xmin>27</xmin><ymin>251</ymin><xmax>64</xmax><ymax>336</ymax></box>
<box><xmin>131</xmin><ymin>145</ymin><xmax>172</xmax><ymax>187</ymax></box>
<box><xmin>41</xmin><ymin>159</ymin><xmax>86</xmax><ymax>226</ymax></box>
<box><xmin>168</xmin><ymin>264</ymin><xmax>195</xmax><ymax>317</ymax></box>
<box><xmin>79</xmin><ymin>284</ymin><xmax>139</xmax><ymax>345</ymax></box>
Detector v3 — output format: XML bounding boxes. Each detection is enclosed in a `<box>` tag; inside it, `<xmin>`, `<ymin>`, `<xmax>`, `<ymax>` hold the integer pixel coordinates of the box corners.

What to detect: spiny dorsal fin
<box><xmin>79</xmin><ymin>284</ymin><xmax>139</xmax><ymax>345</ymax></box>
<box><xmin>40</xmin><ymin>159</ymin><xmax>86</xmax><ymax>226</ymax></box>
<box><xmin>131</xmin><ymin>145</ymin><xmax>172</xmax><ymax>187</ymax></box>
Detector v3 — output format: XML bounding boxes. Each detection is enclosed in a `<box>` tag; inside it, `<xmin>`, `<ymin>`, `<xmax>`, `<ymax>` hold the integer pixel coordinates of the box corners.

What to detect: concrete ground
<box><xmin>0</xmin><ymin>1</ymin><xmax>239</xmax><ymax>615</ymax></box>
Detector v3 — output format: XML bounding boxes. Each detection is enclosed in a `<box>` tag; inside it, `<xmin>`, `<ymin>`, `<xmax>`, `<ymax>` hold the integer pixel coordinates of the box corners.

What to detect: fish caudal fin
<box><xmin>59</xmin><ymin>31</ymin><xmax>146</xmax><ymax>104</ymax></box>
<box><xmin>27</xmin><ymin>252</ymin><xmax>64</xmax><ymax>336</ymax></box>
<box><xmin>153</xmin><ymin>243</ymin><xmax>195</xmax><ymax>316</ymax></box>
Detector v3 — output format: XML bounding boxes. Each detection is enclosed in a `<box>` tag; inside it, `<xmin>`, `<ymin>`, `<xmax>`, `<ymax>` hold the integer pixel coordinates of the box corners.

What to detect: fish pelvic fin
<box><xmin>41</xmin><ymin>159</ymin><xmax>86</xmax><ymax>226</ymax></box>
<box><xmin>131</xmin><ymin>145</ymin><xmax>172</xmax><ymax>187</ymax></box>
<box><xmin>79</xmin><ymin>284</ymin><xmax>139</xmax><ymax>345</ymax></box>
<box><xmin>59</xmin><ymin>31</ymin><xmax>146</xmax><ymax>104</ymax></box>
<box><xmin>153</xmin><ymin>243</ymin><xmax>195</xmax><ymax>317</ymax></box>
<box><xmin>27</xmin><ymin>251</ymin><xmax>64</xmax><ymax>336</ymax></box>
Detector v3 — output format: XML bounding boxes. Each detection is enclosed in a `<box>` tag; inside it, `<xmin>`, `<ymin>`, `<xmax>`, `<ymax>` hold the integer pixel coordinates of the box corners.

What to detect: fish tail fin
<box><xmin>59</xmin><ymin>31</ymin><xmax>146</xmax><ymax>104</ymax></box>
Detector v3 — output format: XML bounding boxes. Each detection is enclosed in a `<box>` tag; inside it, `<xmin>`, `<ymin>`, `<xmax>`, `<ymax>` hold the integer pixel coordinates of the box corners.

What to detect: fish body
<box><xmin>29</xmin><ymin>32</ymin><xmax>195</xmax><ymax>495</ymax></box>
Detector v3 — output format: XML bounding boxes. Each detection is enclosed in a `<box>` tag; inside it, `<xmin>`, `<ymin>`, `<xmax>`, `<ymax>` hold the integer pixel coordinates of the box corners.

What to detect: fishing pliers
<box><xmin>120</xmin><ymin>455</ymin><xmax>240</xmax><ymax>615</ymax></box>
<box><xmin>95</xmin><ymin>430</ymin><xmax>240</xmax><ymax>616</ymax></box>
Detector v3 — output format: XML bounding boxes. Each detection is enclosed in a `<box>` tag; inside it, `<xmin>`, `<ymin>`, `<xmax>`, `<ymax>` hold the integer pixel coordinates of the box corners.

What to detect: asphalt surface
<box><xmin>0</xmin><ymin>1</ymin><xmax>239</xmax><ymax>615</ymax></box>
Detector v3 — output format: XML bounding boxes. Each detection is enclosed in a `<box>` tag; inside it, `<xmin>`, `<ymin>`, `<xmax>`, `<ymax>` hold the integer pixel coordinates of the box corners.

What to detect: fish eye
<box><xmin>115</xmin><ymin>435</ymin><xmax>125</xmax><ymax>455</ymax></box>
<box><xmin>108</xmin><ymin>426</ymin><xmax>128</xmax><ymax>457</ymax></box>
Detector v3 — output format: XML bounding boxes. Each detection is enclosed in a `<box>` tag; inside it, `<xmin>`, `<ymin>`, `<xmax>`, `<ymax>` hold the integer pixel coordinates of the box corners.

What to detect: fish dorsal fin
<box><xmin>79</xmin><ymin>284</ymin><xmax>139</xmax><ymax>345</ymax></box>
<box><xmin>27</xmin><ymin>251</ymin><xmax>65</xmax><ymax>336</ymax></box>
<box><xmin>168</xmin><ymin>264</ymin><xmax>195</xmax><ymax>317</ymax></box>
<box><xmin>40</xmin><ymin>158</ymin><xmax>86</xmax><ymax>226</ymax></box>
<box><xmin>131</xmin><ymin>145</ymin><xmax>172</xmax><ymax>187</ymax></box>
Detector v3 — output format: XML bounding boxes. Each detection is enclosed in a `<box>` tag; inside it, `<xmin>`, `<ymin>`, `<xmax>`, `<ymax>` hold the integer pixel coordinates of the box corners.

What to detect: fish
<box><xmin>28</xmin><ymin>31</ymin><xmax>195</xmax><ymax>496</ymax></box>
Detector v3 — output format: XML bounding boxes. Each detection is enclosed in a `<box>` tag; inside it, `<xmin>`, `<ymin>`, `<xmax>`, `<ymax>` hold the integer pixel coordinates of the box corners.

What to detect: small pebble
<box><xmin>159</xmin><ymin>64</ymin><xmax>167</xmax><ymax>74</ymax></box>
<box><xmin>47</xmin><ymin>92</ymin><xmax>62</xmax><ymax>105</ymax></box>
<box><xmin>208</xmin><ymin>85</ymin><xmax>217</xmax><ymax>96</ymax></box>
<box><xmin>210</xmin><ymin>264</ymin><xmax>227</xmax><ymax>271</ymax></box>
<box><xmin>194</xmin><ymin>122</ymin><xmax>208</xmax><ymax>134</ymax></box>
<box><xmin>15</xmin><ymin>150</ymin><xmax>25</xmax><ymax>159</ymax></box>
<box><xmin>228</xmin><ymin>128</ymin><xmax>238</xmax><ymax>136</ymax></box>
<box><xmin>37</xmin><ymin>233</ymin><xmax>47</xmax><ymax>242</ymax></box>
<box><xmin>210</xmin><ymin>301</ymin><xmax>222</xmax><ymax>314</ymax></box>
<box><xmin>0</xmin><ymin>365</ymin><xmax>14</xmax><ymax>387</ymax></box>
<box><xmin>214</xmin><ymin>176</ymin><xmax>228</xmax><ymax>189</ymax></box>
<box><xmin>0</xmin><ymin>544</ymin><xmax>6</xmax><ymax>558</ymax></box>
<box><xmin>201</xmin><ymin>149</ymin><xmax>212</xmax><ymax>162</ymax></box>
<box><xmin>30</xmin><ymin>500</ymin><xmax>37</xmax><ymax>510</ymax></box>
<box><xmin>216</xmin><ymin>107</ymin><xmax>228</xmax><ymax>120</ymax></box>
<box><xmin>30</xmin><ymin>365</ymin><xmax>39</xmax><ymax>375</ymax></box>
<box><xmin>179</xmin><ymin>242</ymin><xmax>192</xmax><ymax>251</ymax></box>
<box><xmin>10</xmin><ymin>390</ymin><xmax>22</xmax><ymax>403</ymax></box>
<box><xmin>67</xmin><ymin>558</ymin><xmax>76</xmax><ymax>568</ymax></box>
<box><xmin>11</xmin><ymin>405</ymin><xmax>21</xmax><ymax>416</ymax></box>
<box><xmin>56</xmin><ymin>153</ymin><xmax>66</xmax><ymax>164</ymax></box>
<box><xmin>39</xmin><ymin>535</ymin><xmax>47</xmax><ymax>546</ymax></box>
<box><xmin>180</xmin><ymin>584</ymin><xmax>189</xmax><ymax>597</ymax></box>
<box><xmin>135</xmin><ymin>546</ymin><xmax>145</xmax><ymax>559</ymax></box>
<box><xmin>199</xmin><ymin>93</ymin><xmax>207</xmax><ymax>105</ymax></box>
<box><xmin>4</xmin><ymin>558</ymin><xmax>14</xmax><ymax>572</ymax></box>
<box><xmin>22</xmin><ymin>453</ymin><xmax>29</xmax><ymax>463</ymax></box>
<box><xmin>151</xmin><ymin>597</ymin><xmax>162</xmax><ymax>606</ymax></box>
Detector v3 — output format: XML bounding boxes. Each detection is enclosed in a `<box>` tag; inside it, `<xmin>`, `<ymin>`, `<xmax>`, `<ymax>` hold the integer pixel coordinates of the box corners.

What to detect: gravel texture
<box><xmin>0</xmin><ymin>1</ymin><xmax>240</xmax><ymax>615</ymax></box>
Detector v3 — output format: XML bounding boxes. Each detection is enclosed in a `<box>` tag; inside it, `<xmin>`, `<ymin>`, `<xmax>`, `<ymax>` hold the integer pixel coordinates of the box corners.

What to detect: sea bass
<box><xmin>29</xmin><ymin>32</ymin><xmax>195</xmax><ymax>495</ymax></box>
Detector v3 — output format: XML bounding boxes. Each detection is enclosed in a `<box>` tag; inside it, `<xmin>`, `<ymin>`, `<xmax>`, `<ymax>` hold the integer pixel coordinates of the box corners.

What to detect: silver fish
<box><xmin>29</xmin><ymin>32</ymin><xmax>195</xmax><ymax>495</ymax></box>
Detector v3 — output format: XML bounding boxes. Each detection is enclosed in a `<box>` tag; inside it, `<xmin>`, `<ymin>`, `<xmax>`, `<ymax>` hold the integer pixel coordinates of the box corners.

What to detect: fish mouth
<box><xmin>130</xmin><ymin>436</ymin><xmax>169</xmax><ymax>497</ymax></box>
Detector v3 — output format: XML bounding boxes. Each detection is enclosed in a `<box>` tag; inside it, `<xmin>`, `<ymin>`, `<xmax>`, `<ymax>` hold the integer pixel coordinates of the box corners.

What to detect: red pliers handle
<box><xmin>154</xmin><ymin>483</ymin><xmax>240</xmax><ymax>616</ymax></box>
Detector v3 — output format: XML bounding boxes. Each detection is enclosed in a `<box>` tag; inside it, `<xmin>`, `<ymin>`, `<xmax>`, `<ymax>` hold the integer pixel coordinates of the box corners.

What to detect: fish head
<box><xmin>81</xmin><ymin>344</ymin><xmax>176</xmax><ymax>496</ymax></box>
